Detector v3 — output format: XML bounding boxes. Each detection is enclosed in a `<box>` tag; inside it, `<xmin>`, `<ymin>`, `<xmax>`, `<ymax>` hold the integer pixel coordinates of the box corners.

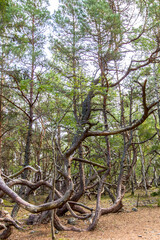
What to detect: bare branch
<box><xmin>1</xmin><ymin>94</ymin><xmax>30</xmax><ymax>119</ymax></box>
<box><xmin>72</xmin><ymin>157</ymin><xmax>108</xmax><ymax>170</ymax></box>
<box><xmin>0</xmin><ymin>176</ymin><xmax>73</xmax><ymax>213</ymax></box>
<box><xmin>3</xmin><ymin>165</ymin><xmax>40</xmax><ymax>179</ymax></box>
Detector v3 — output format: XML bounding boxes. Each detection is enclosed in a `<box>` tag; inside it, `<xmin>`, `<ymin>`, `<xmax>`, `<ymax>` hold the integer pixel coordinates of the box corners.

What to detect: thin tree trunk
<box><xmin>153</xmin><ymin>166</ymin><xmax>158</xmax><ymax>188</ymax></box>
<box><xmin>154</xmin><ymin>63</ymin><xmax>160</xmax><ymax>134</ymax></box>
<box><xmin>0</xmin><ymin>70</ymin><xmax>3</xmax><ymax>168</ymax></box>
<box><xmin>12</xmin><ymin>12</ymin><xmax>35</xmax><ymax>217</ymax></box>
<box><xmin>0</xmin><ymin>50</ymin><xmax>4</xmax><ymax>169</ymax></box>
<box><xmin>51</xmin><ymin>138</ymin><xmax>56</xmax><ymax>240</ymax></box>
<box><xmin>23</xmin><ymin>117</ymin><xmax>33</xmax><ymax>178</ymax></box>
<box><xmin>137</xmin><ymin>135</ymin><xmax>148</xmax><ymax>195</ymax></box>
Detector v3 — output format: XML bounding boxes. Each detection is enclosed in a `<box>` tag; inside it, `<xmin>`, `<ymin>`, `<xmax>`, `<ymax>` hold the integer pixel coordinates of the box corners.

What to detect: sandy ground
<box><xmin>9</xmin><ymin>207</ymin><xmax>160</xmax><ymax>240</ymax></box>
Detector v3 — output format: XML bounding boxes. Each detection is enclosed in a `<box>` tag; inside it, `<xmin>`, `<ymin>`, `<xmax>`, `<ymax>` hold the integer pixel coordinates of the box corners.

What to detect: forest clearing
<box><xmin>2</xmin><ymin>190</ymin><xmax>160</xmax><ymax>240</ymax></box>
<box><xmin>11</xmin><ymin>208</ymin><xmax>160</xmax><ymax>240</ymax></box>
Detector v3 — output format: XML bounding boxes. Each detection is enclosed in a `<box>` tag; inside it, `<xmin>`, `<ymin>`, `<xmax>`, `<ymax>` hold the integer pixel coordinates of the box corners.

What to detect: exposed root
<box><xmin>0</xmin><ymin>210</ymin><xmax>22</xmax><ymax>239</ymax></box>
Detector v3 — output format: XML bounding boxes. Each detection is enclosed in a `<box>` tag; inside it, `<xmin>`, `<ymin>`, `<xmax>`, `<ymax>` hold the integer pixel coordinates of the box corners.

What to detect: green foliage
<box><xmin>9</xmin><ymin>164</ymin><xmax>22</xmax><ymax>174</ymax></box>
<box><xmin>151</xmin><ymin>190</ymin><xmax>160</xmax><ymax>197</ymax></box>
<box><xmin>19</xmin><ymin>79</ymin><xmax>31</xmax><ymax>91</ymax></box>
<box><xmin>0</xmin><ymin>0</ymin><xmax>9</xmax><ymax>21</ymax></box>
<box><xmin>0</xmin><ymin>0</ymin><xmax>13</xmax><ymax>33</ymax></box>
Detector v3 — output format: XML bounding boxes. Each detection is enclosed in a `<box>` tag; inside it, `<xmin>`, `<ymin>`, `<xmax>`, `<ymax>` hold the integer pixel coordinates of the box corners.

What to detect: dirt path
<box><xmin>10</xmin><ymin>207</ymin><xmax>160</xmax><ymax>240</ymax></box>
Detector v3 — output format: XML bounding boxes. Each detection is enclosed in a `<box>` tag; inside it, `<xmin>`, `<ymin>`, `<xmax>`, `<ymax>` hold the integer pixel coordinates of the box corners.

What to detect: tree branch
<box><xmin>72</xmin><ymin>157</ymin><xmax>108</xmax><ymax>170</ymax></box>
<box><xmin>0</xmin><ymin>176</ymin><xmax>73</xmax><ymax>213</ymax></box>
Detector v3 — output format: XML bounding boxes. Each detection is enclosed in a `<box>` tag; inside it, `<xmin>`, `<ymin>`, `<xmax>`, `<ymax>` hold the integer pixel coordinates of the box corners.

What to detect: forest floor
<box><xmin>3</xmin><ymin>189</ymin><xmax>160</xmax><ymax>240</ymax></box>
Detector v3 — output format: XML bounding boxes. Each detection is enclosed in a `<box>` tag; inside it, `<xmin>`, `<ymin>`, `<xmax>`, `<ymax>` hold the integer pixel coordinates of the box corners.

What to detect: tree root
<box><xmin>0</xmin><ymin>210</ymin><xmax>22</xmax><ymax>239</ymax></box>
